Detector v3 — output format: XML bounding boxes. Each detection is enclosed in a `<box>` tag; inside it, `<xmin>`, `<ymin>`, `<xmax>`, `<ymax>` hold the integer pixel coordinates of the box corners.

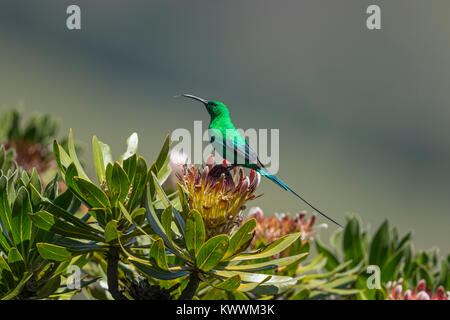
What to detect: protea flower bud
<box><xmin>387</xmin><ymin>279</ymin><xmax>449</xmax><ymax>300</ymax></box>
<box><xmin>416</xmin><ymin>291</ymin><xmax>430</xmax><ymax>300</ymax></box>
<box><xmin>247</xmin><ymin>208</ymin><xmax>325</xmax><ymax>258</ymax></box>
<box><xmin>177</xmin><ymin>155</ymin><xmax>262</xmax><ymax>238</ymax></box>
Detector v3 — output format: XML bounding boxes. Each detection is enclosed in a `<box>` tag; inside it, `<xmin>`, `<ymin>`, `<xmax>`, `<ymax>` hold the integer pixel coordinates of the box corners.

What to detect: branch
<box><xmin>178</xmin><ymin>271</ymin><xmax>201</xmax><ymax>300</ymax></box>
<box><xmin>106</xmin><ymin>246</ymin><xmax>127</xmax><ymax>300</ymax></box>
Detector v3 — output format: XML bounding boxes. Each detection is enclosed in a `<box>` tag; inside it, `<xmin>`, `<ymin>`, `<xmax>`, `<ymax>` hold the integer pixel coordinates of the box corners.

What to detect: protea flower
<box><xmin>177</xmin><ymin>155</ymin><xmax>262</xmax><ymax>238</ymax></box>
<box><xmin>0</xmin><ymin>110</ymin><xmax>59</xmax><ymax>174</ymax></box>
<box><xmin>3</xmin><ymin>140</ymin><xmax>53</xmax><ymax>173</ymax></box>
<box><xmin>164</xmin><ymin>149</ymin><xmax>191</xmax><ymax>191</ymax></box>
<box><xmin>247</xmin><ymin>207</ymin><xmax>326</xmax><ymax>257</ymax></box>
<box><xmin>386</xmin><ymin>279</ymin><xmax>449</xmax><ymax>300</ymax></box>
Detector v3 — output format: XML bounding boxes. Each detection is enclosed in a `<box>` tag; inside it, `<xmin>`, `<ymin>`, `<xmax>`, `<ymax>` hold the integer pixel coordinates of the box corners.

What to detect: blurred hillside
<box><xmin>0</xmin><ymin>0</ymin><xmax>449</xmax><ymax>252</ymax></box>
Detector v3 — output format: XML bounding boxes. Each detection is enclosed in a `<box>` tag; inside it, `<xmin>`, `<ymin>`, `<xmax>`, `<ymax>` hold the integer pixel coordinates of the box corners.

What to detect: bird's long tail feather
<box><xmin>256</xmin><ymin>168</ymin><xmax>343</xmax><ymax>228</ymax></box>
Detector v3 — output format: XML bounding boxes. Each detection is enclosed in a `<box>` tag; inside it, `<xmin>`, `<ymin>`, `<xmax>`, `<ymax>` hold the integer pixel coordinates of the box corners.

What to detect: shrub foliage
<box><xmin>0</xmin><ymin>110</ymin><xmax>448</xmax><ymax>300</ymax></box>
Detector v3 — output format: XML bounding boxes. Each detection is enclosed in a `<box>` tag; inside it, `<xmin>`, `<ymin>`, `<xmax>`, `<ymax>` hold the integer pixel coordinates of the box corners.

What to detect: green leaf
<box><xmin>440</xmin><ymin>258</ymin><xmax>449</xmax><ymax>288</ymax></box>
<box><xmin>144</xmin><ymin>189</ymin><xmax>185</xmax><ymax>260</ymax></box>
<box><xmin>43</xmin><ymin>174</ymin><xmax>59</xmax><ymax>200</ymax></box>
<box><xmin>36</xmin><ymin>276</ymin><xmax>61</xmax><ymax>299</ymax></box>
<box><xmin>129</xmin><ymin>260</ymin><xmax>188</xmax><ymax>280</ymax></box>
<box><xmin>231</xmin><ymin>232</ymin><xmax>301</xmax><ymax>261</ymax></box>
<box><xmin>289</xmin><ymin>288</ymin><xmax>311</xmax><ymax>300</ymax></box>
<box><xmin>0</xmin><ymin>255</ymin><xmax>15</xmax><ymax>289</ymax></box>
<box><xmin>0</xmin><ymin>176</ymin><xmax>13</xmax><ymax>237</ymax></box>
<box><xmin>29</xmin><ymin>168</ymin><xmax>42</xmax><ymax>194</ymax></box>
<box><xmin>123</xmin><ymin>154</ymin><xmax>137</xmax><ymax>183</ymax></box>
<box><xmin>343</xmin><ymin>217</ymin><xmax>365</xmax><ymax>267</ymax></box>
<box><xmin>330</xmin><ymin>228</ymin><xmax>342</xmax><ymax>252</ymax></box>
<box><xmin>0</xmin><ymin>228</ymin><xmax>11</xmax><ymax>254</ymax></box>
<box><xmin>315</xmin><ymin>240</ymin><xmax>339</xmax><ymax>271</ymax></box>
<box><xmin>217</xmin><ymin>270</ymin><xmax>296</xmax><ymax>295</ymax></box>
<box><xmin>214</xmin><ymin>275</ymin><xmax>241</xmax><ymax>291</ymax></box>
<box><xmin>130</xmin><ymin>207</ymin><xmax>146</xmax><ymax>225</ymax></box>
<box><xmin>20</xmin><ymin>171</ymin><xmax>30</xmax><ymax>186</ymax></box>
<box><xmin>296</xmin><ymin>254</ymin><xmax>328</xmax><ymax>274</ymax></box>
<box><xmin>1</xmin><ymin>272</ymin><xmax>32</xmax><ymax>300</ymax></box>
<box><xmin>109</xmin><ymin>162</ymin><xmax>130</xmax><ymax>203</ymax></box>
<box><xmin>36</xmin><ymin>243</ymin><xmax>72</xmax><ymax>261</ymax></box>
<box><xmin>104</xmin><ymin>220</ymin><xmax>119</xmax><ymax>243</ymax></box>
<box><xmin>224</xmin><ymin>253</ymin><xmax>308</xmax><ymax>272</ymax></box>
<box><xmin>196</xmin><ymin>235</ymin><xmax>229</xmax><ymax>271</ymax></box>
<box><xmin>54</xmin><ymin>238</ymin><xmax>108</xmax><ymax>253</ymax></box>
<box><xmin>92</xmin><ymin>135</ymin><xmax>106</xmax><ymax>184</ymax></box>
<box><xmin>30</xmin><ymin>210</ymin><xmax>104</xmax><ymax>242</ymax></box>
<box><xmin>155</xmin><ymin>134</ymin><xmax>170</xmax><ymax>171</ymax></box>
<box><xmin>7</xmin><ymin>247</ymin><xmax>25</xmax><ymax>278</ymax></box>
<box><xmin>64</xmin><ymin>163</ymin><xmax>84</xmax><ymax>200</ymax></box>
<box><xmin>88</xmin><ymin>208</ymin><xmax>109</xmax><ymax>227</ymax></box>
<box><xmin>43</xmin><ymin>200</ymin><xmax>101</xmax><ymax>234</ymax></box>
<box><xmin>396</xmin><ymin>232</ymin><xmax>412</xmax><ymax>252</ymax></box>
<box><xmin>381</xmin><ymin>249</ymin><xmax>404</xmax><ymax>282</ymax></box>
<box><xmin>53</xmin><ymin>141</ymin><xmax>71</xmax><ymax>179</ymax></box>
<box><xmin>150</xmin><ymin>172</ymin><xmax>185</xmax><ymax>234</ymax></box>
<box><xmin>176</xmin><ymin>183</ymin><xmax>190</xmax><ymax>219</ymax></box>
<box><xmin>11</xmin><ymin>187</ymin><xmax>33</xmax><ymax>259</ymax></box>
<box><xmin>120</xmin><ymin>132</ymin><xmax>138</xmax><ymax>162</ymax></box>
<box><xmin>185</xmin><ymin>209</ymin><xmax>205</xmax><ymax>256</ymax></box>
<box><xmin>67</xmin><ymin>129</ymin><xmax>89</xmax><ymax>180</ymax></box>
<box><xmin>224</xmin><ymin>218</ymin><xmax>256</xmax><ymax>259</ymax></box>
<box><xmin>369</xmin><ymin>220</ymin><xmax>390</xmax><ymax>266</ymax></box>
<box><xmin>161</xmin><ymin>205</ymin><xmax>174</xmax><ymax>243</ymax></box>
<box><xmin>118</xmin><ymin>202</ymin><xmax>154</xmax><ymax>241</ymax></box>
<box><xmin>149</xmin><ymin>238</ymin><xmax>168</xmax><ymax>270</ymax></box>
<box><xmin>73</xmin><ymin>177</ymin><xmax>111</xmax><ymax>208</ymax></box>
<box><xmin>126</xmin><ymin>156</ymin><xmax>147</xmax><ymax>211</ymax></box>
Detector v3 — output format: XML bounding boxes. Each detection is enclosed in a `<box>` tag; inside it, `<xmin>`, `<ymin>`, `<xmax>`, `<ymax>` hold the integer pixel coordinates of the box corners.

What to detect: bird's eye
<box><xmin>210</xmin><ymin>102</ymin><xmax>217</xmax><ymax>107</ymax></box>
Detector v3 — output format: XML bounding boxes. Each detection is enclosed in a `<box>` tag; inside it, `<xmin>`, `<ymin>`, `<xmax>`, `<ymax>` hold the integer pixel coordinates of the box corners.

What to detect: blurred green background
<box><xmin>1</xmin><ymin>1</ymin><xmax>449</xmax><ymax>253</ymax></box>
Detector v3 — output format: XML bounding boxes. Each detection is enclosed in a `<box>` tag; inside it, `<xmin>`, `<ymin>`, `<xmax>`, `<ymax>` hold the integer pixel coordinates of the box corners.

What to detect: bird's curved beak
<box><xmin>182</xmin><ymin>94</ymin><xmax>208</xmax><ymax>105</ymax></box>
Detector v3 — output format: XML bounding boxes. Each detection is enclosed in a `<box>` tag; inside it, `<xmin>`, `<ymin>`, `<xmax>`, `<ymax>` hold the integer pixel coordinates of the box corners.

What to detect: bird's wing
<box><xmin>216</xmin><ymin>135</ymin><xmax>263</xmax><ymax>167</ymax></box>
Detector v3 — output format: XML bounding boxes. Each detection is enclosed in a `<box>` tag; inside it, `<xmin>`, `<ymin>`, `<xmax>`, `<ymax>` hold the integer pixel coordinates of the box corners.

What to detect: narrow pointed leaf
<box><xmin>126</xmin><ymin>156</ymin><xmax>147</xmax><ymax>211</ymax></box>
<box><xmin>224</xmin><ymin>253</ymin><xmax>308</xmax><ymax>272</ymax></box>
<box><xmin>30</xmin><ymin>210</ymin><xmax>104</xmax><ymax>242</ymax></box>
<box><xmin>315</xmin><ymin>240</ymin><xmax>339</xmax><ymax>271</ymax></box>
<box><xmin>196</xmin><ymin>235</ymin><xmax>229</xmax><ymax>271</ymax></box>
<box><xmin>36</xmin><ymin>243</ymin><xmax>72</xmax><ymax>261</ymax></box>
<box><xmin>0</xmin><ymin>176</ymin><xmax>13</xmax><ymax>237</ymax></box>
<box><xmin>0</xmin><ymin>255</ymin><xmax>15</xmax><ymax>289</ymax></box>
<box><xmin>104</xmin><ymin>220</ymin><xmax>119</xmax><ymax>243</ymax></box>
<box><xmin>224</xmin><ymin>218</ymin><xmax>256</xmax><ymax>259</ymax></box>
<box><xmin>155</xmin><ymin>134</ymin><xmax>170</xmax><ymax>171</ymax></box>
<box><xmin>150</xmin><ymin>172</ymin><xmax>185</xmax><ymax>234</ymax></box>
<box><xmin>67</xmin><ymin>129</ymin><xmax>89</xmax><ymax>180</ymax></box>
<box><xmin>231</xmin><ymin>232</ymin><xmax>301</xmax><ymax>261</ymax></box>
<box><xmin>73</xmin><ymin>177</ymin><xmax>110</xmax><ymax>208</ymax></box>
<box><xmin>160</xmin><ymin>205</ymin><xmax>174</xmax><ymax>243</ymax></box>
<box><xmin>130</xmin><ymin>260</ymin><xmax>188</xmax><ymax>280</ymax></box>
<box><xmin>7</xmin><ymin>248</ymin><xmax>25</xmax><ymax>278</ymax></box>
<box><xmin>1</xmin><ymin>272</ymin><xmax>32</xmax><ymax>300</ymax></box>
<box><xmin>149</xmin><ymin>238</ymin><xmax>168</xmax><ymax>270</ymax></box>
<box><xmin>92</xmin><ymin>135</ymin><xmax>106</xmax><ymax>183</ymax></box>
<box><xmin>185</xmin><ymin>210</ymin><xmax>205</xmax><ymax>256</ymax></box>
<box><xmin>369</xmin><ymin>220</ymin><xmax>390</xmax><ymax>266</ymax></box>
<box><xmin>121</xmin><ymin>132</ymin><xmax>138</xmax><ymax>162</ymax></box>
<box><xmin>110</xmin><ymin>162</ymin><xmax>130</xmax><ymax>203</ymax></box>
<box><xmin>11</xmin><ymin>187</ymin><xmax>32</xmax><ymax>259</ymax></box>
<box><xmin>214</xmin><ymin>275</ymin><xmax>241</xmax><ymax>291</ymax></box>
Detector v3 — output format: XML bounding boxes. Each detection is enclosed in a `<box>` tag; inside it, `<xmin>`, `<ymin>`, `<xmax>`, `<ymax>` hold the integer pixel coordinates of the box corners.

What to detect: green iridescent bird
<box><xmin>182</xmin><ymin>94</ymin><xmax>342</xmax><ymax>227</ymax></box>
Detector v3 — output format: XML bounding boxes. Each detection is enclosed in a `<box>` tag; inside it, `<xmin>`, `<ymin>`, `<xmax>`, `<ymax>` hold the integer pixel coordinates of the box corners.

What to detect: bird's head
<box><xmin>182</xmin><ymin>94</ymin><xmax>229</xmax><ymax>118</ymax></box>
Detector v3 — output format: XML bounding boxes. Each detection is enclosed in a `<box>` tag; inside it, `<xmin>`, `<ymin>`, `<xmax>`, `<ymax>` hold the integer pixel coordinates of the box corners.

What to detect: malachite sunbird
<box><xmin>181</xmin><ymin>94</ymin><xmax>342</xmax><ymax>228</ymax></box>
